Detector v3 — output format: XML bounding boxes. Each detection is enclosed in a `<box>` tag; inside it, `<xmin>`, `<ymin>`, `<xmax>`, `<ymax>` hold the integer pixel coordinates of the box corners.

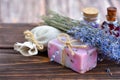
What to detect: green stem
<box><xmin>42</xmin><ymin>11</ymin><xmax>80</xmax><ymax>32</ymax></box>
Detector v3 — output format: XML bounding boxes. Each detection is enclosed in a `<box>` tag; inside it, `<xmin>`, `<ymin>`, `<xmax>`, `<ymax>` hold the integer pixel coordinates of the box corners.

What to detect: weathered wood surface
<box><xmin>0</xmin><ymin>24</ymin><xmax>120</xmax><ymax>80</ymax></box>
<box><xmin>0</xmin><ymin>0</ymin><xmax>120</xmax><ymax>23</ymax></box>
<box><xmin>0</xmin><ymin>23</ymin><xmax>38</xmax><ymax>48</ymax></box>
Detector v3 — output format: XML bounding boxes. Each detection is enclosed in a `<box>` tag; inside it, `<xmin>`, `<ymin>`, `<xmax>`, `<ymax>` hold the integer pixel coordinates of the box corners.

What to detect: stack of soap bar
<box><xmin>48</xmin><ymin>37</ymin><xmax>97</xmax><ymax>73</ymax></box>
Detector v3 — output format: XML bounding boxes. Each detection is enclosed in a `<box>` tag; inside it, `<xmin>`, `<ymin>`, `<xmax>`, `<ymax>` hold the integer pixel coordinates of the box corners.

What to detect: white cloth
<box><xmin>31</xmin><ymin>25</ymin><xmax>61</xmax><ymax>48</ymax></box>
<box><xmin>14</xmin><ymin>25</ymin><xmax>61</xmax><ymax>56</ymax></box>
<box><xmin>14</xmin><ymin>42</ymin><xmax>38</xmax><ymax>56</ymax></box>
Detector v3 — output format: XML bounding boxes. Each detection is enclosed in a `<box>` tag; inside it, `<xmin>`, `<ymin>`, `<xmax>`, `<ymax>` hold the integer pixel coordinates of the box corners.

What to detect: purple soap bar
<box><xmin>48</xmin><ymin>37</ymin><xmax>97</xmax><ymax>73</ymax></box>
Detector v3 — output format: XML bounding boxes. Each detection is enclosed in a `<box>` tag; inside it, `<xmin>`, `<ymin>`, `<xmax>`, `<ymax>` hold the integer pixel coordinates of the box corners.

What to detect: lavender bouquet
<box><xmin>42</xmin><ymin>11</ymin><xmax>120</xmax><ymax>64</ymax></box>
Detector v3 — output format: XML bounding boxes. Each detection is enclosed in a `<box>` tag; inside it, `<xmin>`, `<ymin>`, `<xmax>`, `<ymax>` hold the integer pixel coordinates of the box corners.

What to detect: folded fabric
<box><xmin>29</xmin><ymin>25</ymin><xmax>61</xmax><ymax>50</ymax></box>
<box><xmin>14</xmin><ymin>25</ymin><xmax>61</xmax><ymax>56</ymax></box>
<box><xmin>14</xmin><ymin>41</ymin><xmax>38</xmax><ymax>56</ymax></box>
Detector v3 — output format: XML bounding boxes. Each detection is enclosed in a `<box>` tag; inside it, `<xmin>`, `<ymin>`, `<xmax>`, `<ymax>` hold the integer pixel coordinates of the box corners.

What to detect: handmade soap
<box><xmin>48</xmin><ymin>34</ymin><xmax>97</xmax><ymax>73</ymax></box>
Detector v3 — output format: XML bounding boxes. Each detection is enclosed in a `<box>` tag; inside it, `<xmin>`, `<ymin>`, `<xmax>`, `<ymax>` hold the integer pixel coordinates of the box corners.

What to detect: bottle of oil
<box><xmin>101</xmin><ymin>7</ymin><xmax>120</xmax><ymax>37</ymax></box>
<box><xmin>81</xmin><ymin>7</ymin><xmax>100</xmax><ymax>28</ymax></box>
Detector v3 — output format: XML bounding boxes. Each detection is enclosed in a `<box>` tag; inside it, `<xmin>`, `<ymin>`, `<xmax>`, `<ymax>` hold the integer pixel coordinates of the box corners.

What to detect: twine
<box><xmin>57</xmin><ymin>33</ymin><xmax>88</xmax><ymax>65</ymax></box>
<box><xmin>24</xmin><ymin>30</ymin><xmax>44</xmax><ymax>51</ymax></box>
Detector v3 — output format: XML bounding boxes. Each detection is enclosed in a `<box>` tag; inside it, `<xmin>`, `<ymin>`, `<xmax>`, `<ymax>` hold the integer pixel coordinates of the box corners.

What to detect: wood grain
<box><xmin>0</xmin><ymin>0</ymin><xmax>120</xmax><ymax>23</ymax></box>
<box><xmin>0</xmin><ymin>0</ymin><xmax>46</xmax><ymax>23</ymax></box>
<box><xmin>0</xmin><ymin>49</ymin><xmax>120</xmax><ymax>80</ymax></box>
<box><xmin>0</xmin><ymin>23</ymin><xmax>120</xmax><ymax>80</ymax></box>
<box><xmin>0</xmin><ymin>23</ymin><xmax>38</xmax><ymax>48</ymax></box>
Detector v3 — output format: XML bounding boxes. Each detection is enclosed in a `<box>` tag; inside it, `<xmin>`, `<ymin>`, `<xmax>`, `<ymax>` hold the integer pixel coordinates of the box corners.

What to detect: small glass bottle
<box><xmin>101</xmin><ymin>7</ymin><xmax>120</xmax><ymax>37</ymax></box>
<box><xmin>81</xmin><ymin>7</ymin><xmax>100</xmax><ymax>28</ymax></box>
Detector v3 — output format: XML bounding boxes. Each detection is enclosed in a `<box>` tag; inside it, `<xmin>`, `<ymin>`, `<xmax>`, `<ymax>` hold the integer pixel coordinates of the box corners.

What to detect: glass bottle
<box><xmin>101</xmin><ymin>7</ymin><xmax>120</xmax><ymax>37</ymax></box>
<box><xmin>81</xmin><ymin>7</ymin><xmax>100</xmax><ymax>28</ymax></box>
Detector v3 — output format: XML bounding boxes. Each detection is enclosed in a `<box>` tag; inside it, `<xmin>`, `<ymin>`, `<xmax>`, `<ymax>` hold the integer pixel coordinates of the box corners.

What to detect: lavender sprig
<box><xmin>68</xmin><ymin>24</ymin><xmax>120</xmax><ymax>64</ymax></box>
<box><xmin>42</xmin><ymin>11</ymin><xmax>80</xmax><ymax>32</ymax></box>
<box><xmin>42</xmin><ymin>11</ymin><xmax>120</xmax><ymax>64</ymax></box>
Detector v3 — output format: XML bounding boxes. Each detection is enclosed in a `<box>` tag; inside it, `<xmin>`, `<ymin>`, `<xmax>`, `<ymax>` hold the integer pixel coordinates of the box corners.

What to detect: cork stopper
<box><xmin>83</xmin><ymin>7</ymin><xmax>98</xmax><ymax>18</ymax></box>
<box><xmin>106</xmin><ymin>7</ymin><xmax>117</xmax><ymax>21</ymax></box>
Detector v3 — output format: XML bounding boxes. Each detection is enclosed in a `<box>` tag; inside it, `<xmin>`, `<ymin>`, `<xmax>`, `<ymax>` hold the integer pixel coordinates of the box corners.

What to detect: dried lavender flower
<box><xmin>43</xmin><ymin>11</ymin><xmax>120</xmax><ymax>64</ymax></box>
<box><xmin>68</xmin><ymin>24</ymin><xmax>120</xmax><ymax>64</ymax></box>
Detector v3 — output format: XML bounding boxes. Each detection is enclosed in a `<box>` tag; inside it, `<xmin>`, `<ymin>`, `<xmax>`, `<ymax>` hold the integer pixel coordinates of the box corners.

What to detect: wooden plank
<box><xmin>46</xmin><ymin>0</ymin><xmax>82</xmax><ymax>20</ymax></box>
<box><xmin>0</xmin><ymin>0</ymin><xmax>46</xmax><ymax>23</ymax></box>
<box><xmin>0</xmin><ymin>23</ymin><xmax>119</xmax><ymax>79</ymax></box>
<box><xmin>46</xmin><ymin>0</ymin><xmax>120</xmax><ymax>22</ymax></box>
<box><xmin>0</xmin><ymin>23</ymin><xmax>38</xmax><ymax>48</ymax></box>
<box><xmin>44</xmin><ymin>0</ymin><xmax>118</xmax><ymax>22</ymax></box>
<box><xmin>0</xmin><ymin>0</ymin><xmax>120</xmax><ymax>23</ymax></box>
<box><xmin>0</xmin><ymin>49</ymin><xmax>119</xmax><ymax>80</ymax></box>
<box><xmin>46</xmin><ymin>0</ymin><xmax>68</xmax><ymax>16</ymax></box>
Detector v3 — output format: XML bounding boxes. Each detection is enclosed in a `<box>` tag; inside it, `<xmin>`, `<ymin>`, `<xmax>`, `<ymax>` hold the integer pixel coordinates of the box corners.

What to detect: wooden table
<box><xmin>0</xmin><ymin>23</ymin><xmax>120</xmax><ymax>80</ymax></box>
